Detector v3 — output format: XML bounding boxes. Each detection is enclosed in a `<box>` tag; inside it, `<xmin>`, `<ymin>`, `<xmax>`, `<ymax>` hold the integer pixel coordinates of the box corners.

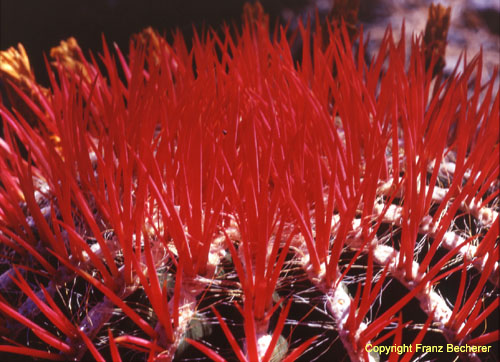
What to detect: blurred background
<box><xmin>1</xmin><ymin>0</ymin><xmax>499</xmax><ymax>85</ymax></box>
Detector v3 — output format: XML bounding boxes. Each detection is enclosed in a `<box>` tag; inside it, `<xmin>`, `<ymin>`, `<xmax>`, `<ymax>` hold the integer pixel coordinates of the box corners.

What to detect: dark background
<box><xmin>1</xmin><ymin>0</ymin><xmax>498</xmax><ymax>86</ymax></box>
<box><xmin>1</xmin><ymin>0</ymin><xmax>321</xmax><ymax>85</ymax></box>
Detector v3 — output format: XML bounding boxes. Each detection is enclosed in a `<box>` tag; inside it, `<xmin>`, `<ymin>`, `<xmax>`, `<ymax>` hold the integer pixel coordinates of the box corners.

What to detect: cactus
<box><xmin>0</xmin><ymin>3</ymin><xmax>498</xmax><ymax>361</ymax></box>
